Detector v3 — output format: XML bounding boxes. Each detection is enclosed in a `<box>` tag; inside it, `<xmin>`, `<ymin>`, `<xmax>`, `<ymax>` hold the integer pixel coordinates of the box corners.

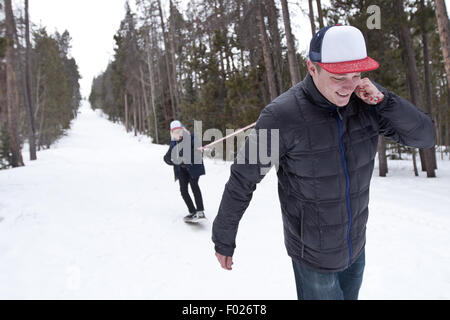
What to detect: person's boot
<box><xmin>191</xmin><ymin>210</ymin><xmax>206</xmax><ymax>222</ymax></box>
<box><xmin>183</xmin><ymin>212</ymin><xmax>196</xmax><ymax>222</ymax></box>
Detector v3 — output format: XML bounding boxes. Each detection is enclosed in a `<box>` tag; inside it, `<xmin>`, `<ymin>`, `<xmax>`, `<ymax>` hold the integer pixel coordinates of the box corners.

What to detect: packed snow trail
<box><xmin>0</xmin><ymin>102</ymin><xmax>449</xmax><ymax>299</ymax></box>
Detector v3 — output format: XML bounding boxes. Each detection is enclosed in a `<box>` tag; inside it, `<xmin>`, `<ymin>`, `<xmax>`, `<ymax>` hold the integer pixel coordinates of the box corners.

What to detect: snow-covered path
<box><xmin>0</xmin><ymin>102</ymin><xmax>449</xmax><ymax>299</ymax></box>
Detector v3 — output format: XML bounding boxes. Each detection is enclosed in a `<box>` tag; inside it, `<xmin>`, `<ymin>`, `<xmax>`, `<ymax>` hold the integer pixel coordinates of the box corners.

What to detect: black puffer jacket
<box><xmin>212</xmin><ymin>74</ymin><xmax>435</xmax><ymax>272</ymax></box>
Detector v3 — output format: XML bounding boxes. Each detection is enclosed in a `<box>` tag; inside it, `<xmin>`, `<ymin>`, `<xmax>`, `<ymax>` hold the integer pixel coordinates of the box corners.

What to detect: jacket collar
<box><xmin>302</xmin><ymin>73</ymin><xmax>357</xmax><ymax>113</ymax></box>
<box><xmin>302</xmin><ymin>73</ymin><xmax>334</xmax><ymax>111</ymax></box>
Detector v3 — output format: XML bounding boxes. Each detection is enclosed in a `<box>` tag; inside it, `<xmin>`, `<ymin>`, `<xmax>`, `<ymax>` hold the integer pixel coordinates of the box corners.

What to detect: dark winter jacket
<box><xmin>212</xmin><ymin>74</ymin><xmax>435</xmax><ymax>272</ymax></box>
<box><xmin>164</xmin><ymin>133</ymin><xmax>205</xmax><ymax>181</ymax></box>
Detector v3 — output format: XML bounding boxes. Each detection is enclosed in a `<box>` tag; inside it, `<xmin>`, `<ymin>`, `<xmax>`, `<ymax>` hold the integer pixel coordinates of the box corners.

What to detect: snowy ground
<box><xmin>0</xmin><ymin>102</ymin><xmax>449</xmax><ymax>299</ymax></box>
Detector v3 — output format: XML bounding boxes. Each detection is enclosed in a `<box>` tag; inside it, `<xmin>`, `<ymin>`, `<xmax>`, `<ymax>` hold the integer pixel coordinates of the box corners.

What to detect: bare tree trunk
<box><xmin>36</xmin><ymin>103</ymin><xmax>45</xmax><ymax>150</ymax></box>
<box><xmin>447</xmin><ymin>86</ymin><xmax>450</xmax><ymax>159</ymax></box>
<box><xmin>169</xmin><ymin>0</ymin><xmax>180</xmax><ymax>107</ymax></box>
<box><xmin>316</xmin><ymin>0</ymin><xmax>324</xmax><ymax>29</ymax></box>
<box><xmin>155</xmin><ymin>50</ymin><xmax>170</xmax><ymax>132</ymax></box>
<box><xmin>378</xmin><ymin>136</ymin><xmax>388</xmax><ymax>176</ymax></box>
<box><xmin>0</xmin><ymin>64</ymin><xmax>5</xmax><ymax>124</ymax></box>
<box><xmin>421</xmin><ymin>3</ymin><xmax>433</xmax><ymax>116</ymax></box>
<box><xmin>144</xmin><ymin>101</ymin><xmax>150</xmax><ymax>135</ymax></box>
<box><xmin>34</xmin><ymin>64</ymin><xmax>41</xmax><ymax>118</ymax></box>
<box><xmin>421</xmin><ymin>0</ymin><xmax>437</xmax><ymax>170</ymax></box>
<box><xmin>435</xmin><ymin>0</ymin><xmax>450</xmax><ymax>92</ymax></box>
<box><xmin>132</xmin><ymin>93</ymin><xmax>137</xmax><ymax>136</ymax></box>
<box><xmin>395</xmin><ymin>0</ymin><xmax>435</xmax><ymax>177</ymax></box>
<box><xmin>24</xmin><ymin>0</ymin><xmax>37</xmax><ymax>161</ymax></box>
<box><xmin>237</xmin><ymin>0</ymin><xmax>246</xmax><ymax>70</ymax></box>
<box><xmin>124</xmin><ymin>93</ymin><xmax>129</xmax><ymax>132</ymax></box>
<box><xmin>280</xmin><ymin>0</ymin><xmax>301</xmax><ymax>86</ymax></box>
<box><xmin>139</xmin><ymin>65</ymin><xmax>152</xmax><ymax>135</ymax></box>
<box><xmin>140</xmin><ymin>96</ymin><xmax>145</xmax><ymax>133</ymax></box>
<box><xmin>141</xmin><ymin>98</ymin><xmax>145</xmax><ymax>133</ymax></box>
<box><xmin>435</xmin><ymin>112</ymin><xmax>440</xmax><ymax>154</ymax></box>
<box><xmin>418</xmin><ymin>148</ymin><xmax>426</xmax><ymax>171</ymax></box>
<box><xmin>412</xmin><ymin>148</ymin><xmax>419</xmax><ymax>176</ymax></box>
<box><xmin>157</xmin><ymin>0</ymin><xmax>177</xmax><ymax>119</ymax></box>
<box><xmin>138</xmin><ymin>96</ymin><xmax>142</xmax><ymax>133</ymax></box>
<box><xmin>308</xmin><ymin>0</ymin><xmax>316</xmax><ymax>37</ymax></box>
<box><xmin>256</xmin><ymin>2</ymin><xmax>277</xmax><ymax>101</ymax></box>
<box><xmin>437</xmin><ymin>108</ymin><xmax>443</xmax><ymax>160</ymax></box>
<box><xmin>5</xmin><ymin>0</ymin><xmax>24</xmax><ymax>167</ymax></box>
<box><xmin>138</xmin><ymin>94</ymin><xmax>143</xmax><ymax>134</ymax></box>
<box><xmin>446</xmin><ymin>110</ymin><xmax>449</xmax><ymax>159</ymax></box>
<box><xmin>146</xmin><ymin>32</ymin><xmax>159</xmax><ymax>144</ymax></box>
<box><xmin>446</xmin><ymin>89</ymin><xmax>450</xmax><ymax>158</ymax></box>
<box><xmin>266</xmin><ymin>0</ymin><xmax>283</xmax><ymax>94</ymax></box>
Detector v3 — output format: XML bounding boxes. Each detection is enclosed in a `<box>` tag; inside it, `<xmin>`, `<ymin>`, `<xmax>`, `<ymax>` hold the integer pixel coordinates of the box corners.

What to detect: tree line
<box><xmin>89</xmin><ymin>0</ymin><xmax>310</xmax><ymax>149</ymax></box>
<box><xmin>0</xmin><ymin>0</ymin><xmax>81</xmax><ymax>169</ymax></box>
<box><xmin>89</xmin><ymin>0</ymin><xmax>450</xmax><ymax>177</ymax></box>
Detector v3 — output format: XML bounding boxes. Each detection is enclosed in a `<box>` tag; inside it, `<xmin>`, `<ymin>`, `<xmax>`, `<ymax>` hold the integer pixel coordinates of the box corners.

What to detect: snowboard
<box><xmin>184</xmin><ymin>216</ymin><xmax>207</xmax><ymax>224</ymax></box>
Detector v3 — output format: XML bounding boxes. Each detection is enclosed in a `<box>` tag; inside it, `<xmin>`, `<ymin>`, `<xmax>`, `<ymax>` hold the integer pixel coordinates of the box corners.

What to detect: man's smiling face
<box><xmin>307</xmin><ymin>60</ymin><xmax>362</xmax><ymax>107</ymax></box>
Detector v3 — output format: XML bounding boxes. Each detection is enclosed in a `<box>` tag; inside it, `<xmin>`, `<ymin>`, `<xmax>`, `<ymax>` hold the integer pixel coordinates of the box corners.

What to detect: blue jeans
<box><xmin>292</xmin><ymin>249</ymin><xmax>365</xmax><ymax>300</ymax></box>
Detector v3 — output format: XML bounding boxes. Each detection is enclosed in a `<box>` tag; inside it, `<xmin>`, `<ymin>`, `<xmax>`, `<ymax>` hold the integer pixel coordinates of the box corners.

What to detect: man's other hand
<box><xmin>215</xmin><ymin>252</ymin><xmax>233</xmax><ymax>270</ymax></box>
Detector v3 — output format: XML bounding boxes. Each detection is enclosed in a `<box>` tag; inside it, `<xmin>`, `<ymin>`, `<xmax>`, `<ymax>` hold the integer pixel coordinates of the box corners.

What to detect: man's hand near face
<box><xmin>354</xmin><ymin>77</ymin><xmax>384</xmax><ymax>105</ymax></box>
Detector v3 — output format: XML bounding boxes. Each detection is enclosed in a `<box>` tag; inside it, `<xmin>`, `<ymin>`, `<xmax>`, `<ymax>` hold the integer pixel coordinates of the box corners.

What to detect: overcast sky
<box><xmin>28</xmin><ymin>0</ymin><xmax>129</xmax><ymax>98</ymax></box>
<box><xmin>23</xmin><ymin>0</ymin><xmax>450</xmax><ymax>99</ymax></box>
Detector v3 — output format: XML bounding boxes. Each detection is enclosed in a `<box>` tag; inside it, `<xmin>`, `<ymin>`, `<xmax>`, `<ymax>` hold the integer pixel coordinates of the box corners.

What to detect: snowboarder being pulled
<box><xmin>164</xmin><ymin>120</ymin><xmax>206</xmax><ymax>223</ymax></box>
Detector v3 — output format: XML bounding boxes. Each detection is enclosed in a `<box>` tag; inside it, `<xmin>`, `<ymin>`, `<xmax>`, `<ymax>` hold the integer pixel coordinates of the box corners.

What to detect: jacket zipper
<box><xmin>334</xmin><ymin>107</ymin><xmax>353</xmax><ymax>268</ymax></box>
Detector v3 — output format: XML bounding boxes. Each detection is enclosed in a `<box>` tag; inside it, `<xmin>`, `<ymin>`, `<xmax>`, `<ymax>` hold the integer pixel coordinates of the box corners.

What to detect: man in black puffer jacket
<box><xmin>212</xmin><ymin>25</ymin><xmax>435</xmax><ymax>300</ymax></box>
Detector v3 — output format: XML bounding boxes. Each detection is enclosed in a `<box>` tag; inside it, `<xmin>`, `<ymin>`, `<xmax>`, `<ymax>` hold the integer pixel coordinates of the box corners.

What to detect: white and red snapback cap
<box><xmin>170</xmin><ymin>120</ymin><xmax>183</xmax><ymax>131</ymax></box>
<box><xmin>309</xmin><ymin>25</ymin><xmax>379</xmax><ymax>74</ymax></box>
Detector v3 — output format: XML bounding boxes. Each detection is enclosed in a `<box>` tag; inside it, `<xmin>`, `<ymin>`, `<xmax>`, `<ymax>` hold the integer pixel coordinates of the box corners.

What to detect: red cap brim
<box><xmin>171</xmin><ymin>127</ymin><xmax>183</xmax><ymax>132</ymax></box>
<box><xmin>318</xmin><ymin>56</ymin><xmax>379</xmax><ymax>74</ymax></box>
